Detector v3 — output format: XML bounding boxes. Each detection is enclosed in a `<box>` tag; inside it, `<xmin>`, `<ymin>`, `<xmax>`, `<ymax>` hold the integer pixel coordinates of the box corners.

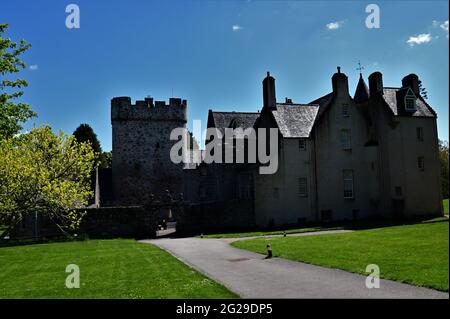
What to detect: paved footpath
<box><xmin>140</xmin><ymin>230</ymin><xmax>449</xmax><ymax>299</ymax></box>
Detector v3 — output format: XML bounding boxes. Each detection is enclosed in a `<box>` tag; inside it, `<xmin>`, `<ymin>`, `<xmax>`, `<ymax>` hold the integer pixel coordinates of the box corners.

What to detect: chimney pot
<box><xmin>263</xmin><ymin>72</ymin><xmax>276</xmax><ymax>110</ymax></box>
<box><xmin>368</xmin><ymin>72</ymin><xmax>384</xmax><ymax>96</ymax></box>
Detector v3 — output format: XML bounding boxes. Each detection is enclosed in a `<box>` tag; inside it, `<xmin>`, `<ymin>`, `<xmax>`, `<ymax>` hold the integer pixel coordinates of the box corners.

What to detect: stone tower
<box><xmin>111</xmin><ymin>96</ymin><xmax>187</xmax><ymax>205</ymax></box>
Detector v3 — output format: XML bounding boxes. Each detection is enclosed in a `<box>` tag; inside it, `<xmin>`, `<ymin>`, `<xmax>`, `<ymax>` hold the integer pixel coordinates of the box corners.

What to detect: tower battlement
<box><xmin>111</xmin><ymin>96</ymin><xmax>187</xmax><ymax>122</ymax></box>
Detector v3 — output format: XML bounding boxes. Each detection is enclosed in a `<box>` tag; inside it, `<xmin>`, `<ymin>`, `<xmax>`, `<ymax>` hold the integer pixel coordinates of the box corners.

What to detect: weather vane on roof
<box><xmin>356</xmin><ymin>60</ymin><xmax>365</xmax><ymax>75</ymax></box>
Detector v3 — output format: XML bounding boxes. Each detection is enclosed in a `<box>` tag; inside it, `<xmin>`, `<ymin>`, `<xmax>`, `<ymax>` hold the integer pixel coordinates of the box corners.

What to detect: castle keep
<box><xmin>111</xmin><ymin>96</ymin><xmax>187</xmax><ymax>205</ymax></box>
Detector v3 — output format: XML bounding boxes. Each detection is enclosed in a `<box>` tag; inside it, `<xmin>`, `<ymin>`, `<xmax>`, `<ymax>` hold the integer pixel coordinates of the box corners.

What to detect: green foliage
<box><xmin>439</xmin><ymin>140</ymin><xmax>449</xmax><ymax>199</ymax></box>
<box><xmin>73</xmin><ymin>124</ymin><xmax>102</xmax><ymax>153</ymax></box>
<box><xmin>233</xmin><ymin>221</ymin><xmax>449</xmax><ymax>291</ymax></box>
<box><xmin>0</xmin><ymin>126</ymin><xmax>96</xmax><ymax>236</ymax></box>
<box><xmin>101</xmin><ymin>150</ymin><xmax>112</xmax><ymax>168</ymax></box>
<box><xmin>73</xmin><ymin>123</ymin><xmax>111</xmax><ymax>168</ymax></box>
<box><xmin>0</xmin><ymin>24</ymin><xmax>36</xmax><ymax>139</ymax></box>
<box><xmin>443</xmin><ymin>199</ymin><xmax>449</xmax><ymax>215</ymax></box>
<box><xmin>0</xmin><ymin>239</ymin><xmax>237</xmax><ymax>298</ymax></box>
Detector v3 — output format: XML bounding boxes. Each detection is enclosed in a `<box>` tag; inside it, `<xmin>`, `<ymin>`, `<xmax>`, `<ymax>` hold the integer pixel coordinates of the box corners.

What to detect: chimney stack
<box><xmin>402</xmin><ymin>74</ymin><xmax>420</xmax><ymax>96</ymax></box>
<box><xmin>331</xmin><ymin>66</ymin><xmax>349</xmax><ymax>97</ymax></box>
<box><xmin>368</xmin><ymin>72</ymin><xmax>384</xmax><ymax>96</ymax></box>
<box><xmin>263</xmin><ymin>71</ymin><xmax>277</xmax><ymax>110</ymax></box>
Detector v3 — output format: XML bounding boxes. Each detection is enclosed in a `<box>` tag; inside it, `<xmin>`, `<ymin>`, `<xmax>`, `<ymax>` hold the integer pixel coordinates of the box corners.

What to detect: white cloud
<box><xmin>440</xmin><ymin>20</ymin><xmax>449</xmax><ymax>38</ymax></box>
<box><xmin>232</xmin><ymin>25</ymin><xmax>242</xmax><ymax>32</ymax></box>
<box><xmin>406</xmin><ymin>33</ymin><xmax>432</xmax><ymax>46</ymax></box>
<box><xmin>29</xmin><ymin>64</ymin><xmax>38</xmax><ymax>70</ymax></box>
<box><xmin>326</xmin><ymin>20</ymin><xmax>345</xmax><ymax>30</ymax></box>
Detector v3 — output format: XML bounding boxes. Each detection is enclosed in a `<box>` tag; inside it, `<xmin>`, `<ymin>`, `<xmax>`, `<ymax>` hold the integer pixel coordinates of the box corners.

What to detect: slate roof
<box><xmin>382</xmin><ymin>88</ymin><xmax>436</xmax><ymax>117</ymax></box>
<box><xmin>209</xmin><ymin>111</ymin><xmax>261</xmax><ymax>135</ymax></box>
<box><xmin>271</xmin><ymin>103</ymin><xmax>319</xmax><ymax>138</ymax></box>
<box><xmin>309</xmin><ymin>92</ymin><xmax>334</xmax><ymax>120</ymax></box>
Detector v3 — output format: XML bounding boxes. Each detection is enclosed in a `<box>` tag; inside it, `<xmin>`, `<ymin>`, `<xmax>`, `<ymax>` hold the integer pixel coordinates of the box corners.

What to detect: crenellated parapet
<box><xmin>111</xmin><ymin>96</ymin><xmax>187</xmax><ymax>123</ymax></box>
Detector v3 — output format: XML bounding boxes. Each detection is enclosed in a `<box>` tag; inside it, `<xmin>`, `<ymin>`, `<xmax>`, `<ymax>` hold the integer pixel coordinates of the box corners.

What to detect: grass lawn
<box><xmin>0</xmin><ymin>239</ymin><xmax>237</xmax><ymax>298</ymax></box>
<box><xmin>232</xmin><ymin>220</ymin><xmax>449</xmax><ymax>291</ymax></box>
<box><xmin>197</xmin><ymin>226</ymin><xmax>342</xmax><ymax>239</ymax></box>
<box><xmin>444</xmin><ymin>199</ymin><xmax>449</xmax><ymax>215</ymax></box>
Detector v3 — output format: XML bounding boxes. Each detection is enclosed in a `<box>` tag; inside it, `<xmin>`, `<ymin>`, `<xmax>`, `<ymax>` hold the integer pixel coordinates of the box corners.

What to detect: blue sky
<box><xmin>1</xmin><ymin>0</ymin><xmax>448</xmax><ymax>150</ymax></box>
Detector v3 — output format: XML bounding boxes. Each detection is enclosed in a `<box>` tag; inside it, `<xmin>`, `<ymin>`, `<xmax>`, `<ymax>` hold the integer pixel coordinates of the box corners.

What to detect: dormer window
<box><xmin>405</xmin><ymin>89</ymin><xmax>416</xmax><ymax>111</ymax></box>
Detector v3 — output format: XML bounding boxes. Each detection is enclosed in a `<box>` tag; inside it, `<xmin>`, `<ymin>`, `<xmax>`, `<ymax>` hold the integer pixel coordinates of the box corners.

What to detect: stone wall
<box><xmin>175</xmin><ymin>199</ymin><xmax>255</xmax><ymax>235</ymax></box>
<box><xmin>111</xmin><ymin>96</ymin><xmax>188</xmax><ymax>205</ymax></box>
<box><xmin>9</xmin><ymin>206</ymin><xmax>159</xmax><ymax>240</ymax></box>
<box><xmin>8</xmin><ymin>200</ymin><xmax>255</xmax><ymax>239</ymax></box>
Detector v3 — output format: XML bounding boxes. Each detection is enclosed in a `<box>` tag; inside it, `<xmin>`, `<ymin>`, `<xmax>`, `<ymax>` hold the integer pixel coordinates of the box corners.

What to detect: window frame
<box><xmin>405</xmin><ymin>89</ymin><xmax>417</xmax><ymax>112</ymax></box>
<box><xmin>343</xmin><ymin>169</ymin><xmax>354</xmax><ymax>199</ymax></box>
<box><xmin>342</xmin><ymin>103</ymin><xmax>349</xmax><ymax>117</ymax></box>
<box><xmin>298</xmin><ymin>177</ymin><xmax>308</xmax><ymax>197</ymax></box>
<box><xmin>416</xmin><ymin>127</ymin><xmax>424</xmax><ymax>141</ymax></box>
<box><xmin>417</xmin><ymin>156</ymin><xmax>425</xmax><ymax>171</ymax></box>
<box><xmin>298</xmin><ymin>139</ymin><xmax>306</xmax><ymax>151</ymax></box>
<box><xmin>341</xmin><ymin>129</ymin><xmax>352</xmax><ymax>150</ymax></box>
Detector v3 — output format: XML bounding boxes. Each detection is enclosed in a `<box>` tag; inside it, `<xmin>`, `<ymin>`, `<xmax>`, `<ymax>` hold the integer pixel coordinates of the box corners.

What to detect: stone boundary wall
<box><xmin>176</xmin><ymin>199</ymin><xmax>255</xmax><ymax>235</ymax></box>
<box><xmin>8</xmin><ymin>200</ymin><xmax>255</xmax><ymax>239</ymax></box>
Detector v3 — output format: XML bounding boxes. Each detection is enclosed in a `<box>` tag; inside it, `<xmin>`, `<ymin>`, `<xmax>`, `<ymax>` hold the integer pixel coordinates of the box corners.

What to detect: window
<box><xmin>395</xmin><ymin>186</ymin><xmax>403</xmax><ymax>197</ymax></box>
<box><xmin>298</xmin><ymin>177</ymin><xmax>308</xmax><ymax>197</ymax></box>
<box><xmin>343</xmin><ymin>169</ymin><xmax>354</xmax><ymax>199</ymax></box>
<box><xmin>298</xmin><ymin>139</ymin><xmax>306</xmax><ymax>150</ymax></box>
<box><xmin>418</xmin><ymin>156</ymin><xmax>425</xmax><ymax>171</ymax></box>
<box><xmin>405</xmin><ymin>89</ymin><xmax>416</xmax><ymax>111</ymax></box>
<box><xmin>273</xmin><ymin>187</ymin><xmax>279</xmax><ymax>199</ymax></box>
<box><xmin>416</xmin><ymin>127</ymin><xmax>424</xmax><ymax>141</ymax></box>
<box><xmin>342</xmin><ymin>104</ymin><xmax>349</xmax><ymax>117</ymax></box>
<box><xmin>341</xmin><ymin>129</ymin><xmax>352</xmax><ymax>150</ymax></box>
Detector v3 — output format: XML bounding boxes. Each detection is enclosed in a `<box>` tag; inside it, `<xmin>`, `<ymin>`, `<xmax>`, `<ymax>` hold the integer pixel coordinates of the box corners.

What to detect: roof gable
<box><xmin>271</xmin><ymin>103</ymin><xmax>319</xmax><ymax>138</ymax></box>
<box><xmin>208</xmin><ymin>111</ymin><xmax>260</xmax><ymax>135</ymax></box>
<box><xmin>382</xmin><ymin>88</ymin><xmax>436</xmax><ymax>117</ymax></box>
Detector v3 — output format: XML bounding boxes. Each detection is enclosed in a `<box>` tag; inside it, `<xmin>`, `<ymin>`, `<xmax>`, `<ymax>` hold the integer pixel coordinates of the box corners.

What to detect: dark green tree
<box><xmin>73</xmin><ymin>124</ymin><xmax>102</xmax><ymax>153</ymax></box>
<box><xmin>73</xmin><ymin>124</ymin><xmax>110</xmax><ymax>167</ymax></box>
<box><xmin>439</xmin><ymin>140</ymin><xmax>449</xmax><ymax>199</ymax></box>
<box><xmin>0</xmin><ymin>24</ymin><xmax>36</xmax><ymax>139</ymax></box>
<box><xmin>418</xmin><ymin>80</ymin><xmax>428</xmax><ymax>100</ymax></box>
<box><xmin>102</xmin><ymin>150</ymin><xmax>112</xmax><ymax>168</ymax></box>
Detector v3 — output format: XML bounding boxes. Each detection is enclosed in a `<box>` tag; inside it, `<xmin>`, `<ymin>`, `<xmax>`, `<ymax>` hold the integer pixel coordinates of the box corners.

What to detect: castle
<box><xmin>96</xmin><ymin>67</ymin><xmax>442</xmax><ymax>229</ymax></box>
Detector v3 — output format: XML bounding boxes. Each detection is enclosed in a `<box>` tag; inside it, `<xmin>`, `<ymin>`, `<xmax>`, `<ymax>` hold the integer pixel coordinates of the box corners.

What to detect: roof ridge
<box><xmin>211</xmin><ymin>111</ymin><xmax>260</xmax><ymax>114</ymax></box>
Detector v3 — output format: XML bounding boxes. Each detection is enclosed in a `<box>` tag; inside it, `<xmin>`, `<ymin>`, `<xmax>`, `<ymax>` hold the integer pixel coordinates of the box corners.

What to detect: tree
<box><xmin>0</xmin><ymin>24</ymin><xmax>36</xmax><ymax>139</ymax></box>
<box><xmin>73</xmin><ymin>123</ymin><xmax>102</xmax><ymax>153</ymax></box>
<box><xmin>73</xmin><ymin>123</ymin><xmax>110</xmax><ymax>168</ymax></box>
<box><xmin>102</xmin><ymin>150</ymin><xmax>112</xmax><ymax>168</ymax></box>
<box><xmin>0</xmin><ymin>126</ymin><xmax>96</xmax><ymax>237</ymax></box>
<box><xmin>439</xmin><ymin>139</ymin><xmax>449</xmax><ymax>199</ymax></box>
<box><xmin>418</xmin><ymin>79</ymin><xmax>428</xmax><ymax>100</ymax></box>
